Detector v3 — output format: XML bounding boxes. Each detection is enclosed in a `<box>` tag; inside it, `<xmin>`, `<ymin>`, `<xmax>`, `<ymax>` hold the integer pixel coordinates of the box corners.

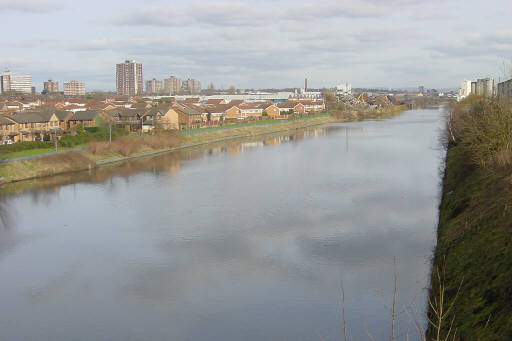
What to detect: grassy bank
<box><xmin>0</xmin><ymin>108</ymin><xmax>405</xmax><ymax>184</ymax></box>
<box><xmin>427</xmin><ymin>96</ymin><xmax>512</xmax><ymax>340</ymax></box>
<box><xmin>0</xmin><ymin>116</ymin><xmax>330</xmax><ymax>183</ymax></box>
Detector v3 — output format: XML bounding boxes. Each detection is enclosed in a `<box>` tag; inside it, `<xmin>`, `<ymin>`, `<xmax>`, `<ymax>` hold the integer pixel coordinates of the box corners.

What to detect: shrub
<box><xmin>0</xmin><ymin>141</ymin><xmax>53</xmax><ymax>155</ymax></box>
<box><xmin>89</xmin><ymin>131</ymin><xmax>182</xmax><ymax>157</ymax></box>
<box><xmin>450</xmin><ymin>96</ymin><xmax>512</xmax><ymax>169</ymax></box>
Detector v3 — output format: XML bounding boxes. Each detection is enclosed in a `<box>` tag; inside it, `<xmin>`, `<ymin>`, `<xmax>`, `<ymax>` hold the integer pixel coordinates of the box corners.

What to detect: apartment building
<box><xmin>146</xmin><ymin>78</ymin><xmax>162</xmax><ymax>94</ymax></box>
<box><xmin>63</xmin><ymin>80</ymin><xmax>86</xmax><ymax>96</ymax></box>
<box><xmin>0</xmin><ymin>70</ymin><xmax>32</xmax><ymax>94</ymax></box>
<box><xmin>116</xmin><ymin>60</ymin><xmax>143</xmax><ymax>96</ymax></box>
<box><xmin>44</xmin><ymin>79</ymin><xmax>59</xmax><ymax>93</ymax></box>
<box><xmin>164</xmin><ymin>76</ymin><xmax>182</xmax><ymax>95</ymax></box>
<box><xmin>182</xmin><ymin>78</ymin><xmax>201</xmax><ymax>95</ymax></box>
<box><xmin>476</xmin><ymin>78</ymin><xmax>494</xmax><ymax>97</ymax></box>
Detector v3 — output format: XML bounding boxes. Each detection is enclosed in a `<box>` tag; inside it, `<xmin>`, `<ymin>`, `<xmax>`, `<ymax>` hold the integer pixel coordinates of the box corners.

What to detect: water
<box><xmin>0</xmin><ymin>109</ymin><xmax>445</xmax><ymax>340</ymax></box>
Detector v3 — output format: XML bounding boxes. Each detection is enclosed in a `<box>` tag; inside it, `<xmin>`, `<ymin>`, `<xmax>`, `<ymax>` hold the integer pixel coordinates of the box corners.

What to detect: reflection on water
<box><xmin>0</xmin><ymin>110</ymin><xmax>445</xmax><ymax>340</ymax></box>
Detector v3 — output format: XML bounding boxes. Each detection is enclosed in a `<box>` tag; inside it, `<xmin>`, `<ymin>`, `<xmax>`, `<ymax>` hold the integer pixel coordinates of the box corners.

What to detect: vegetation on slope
<box><xmin>428</xmin><ymin>96</ymin><xmax>512</xmax><ymax>340</ymax></box>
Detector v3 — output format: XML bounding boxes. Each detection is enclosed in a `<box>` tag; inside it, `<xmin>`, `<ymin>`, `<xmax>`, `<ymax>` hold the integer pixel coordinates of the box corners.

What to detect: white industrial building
<box><xmin>0</xmin><ymin>70</ymin><xmax>32</xmax><ymax>94</ymax></box>
<box><xmin>457</xmin><ymin>80</ymin><xmax>472</xmax><ymax>101</ymax></box>
<box><xmin>63</xmin><ymin>80</ymin><xmax>86</xmax><ymax>96</ymax></box>
<box><xmin>336</xmin><ymin>83</ymin><xmax>352</xmax><ymax>96</ymax></box>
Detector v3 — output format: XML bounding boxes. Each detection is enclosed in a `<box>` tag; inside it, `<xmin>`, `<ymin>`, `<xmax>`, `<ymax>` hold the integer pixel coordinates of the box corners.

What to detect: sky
<box><xmin>1</xmin><ymin>0</ymin><xmax>511</xmax><ymax>91</ymax></box>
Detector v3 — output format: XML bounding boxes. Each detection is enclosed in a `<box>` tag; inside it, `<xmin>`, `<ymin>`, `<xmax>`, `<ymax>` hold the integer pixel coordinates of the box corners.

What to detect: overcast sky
<box><xmin>1</xmin><ymin>0</ymin><xmax>511</xmax><ymax>91</ymax></box>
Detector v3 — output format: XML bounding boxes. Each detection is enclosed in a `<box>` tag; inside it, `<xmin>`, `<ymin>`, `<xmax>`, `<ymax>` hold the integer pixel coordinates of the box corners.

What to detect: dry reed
<box><xmin>90</xmin><ymin>131</ymin><xmax>182</xmax><ymax>157</ymax></box>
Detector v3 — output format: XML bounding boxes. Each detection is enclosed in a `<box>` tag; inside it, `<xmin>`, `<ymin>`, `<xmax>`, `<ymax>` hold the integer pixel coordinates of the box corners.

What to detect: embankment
<box><xmin>0</xmin><ymin>107</ymin><xmax>405</xmax><ymax>184</ymax></box>
<box><xmin>427</xmin><ymin>97</ymin><xmax>512</xmax><ymax>340</ymax></box>
<box><xmin>0</xmin><ymin>116</ymin><xmax>329</xmax><ymax>183</ymax></box>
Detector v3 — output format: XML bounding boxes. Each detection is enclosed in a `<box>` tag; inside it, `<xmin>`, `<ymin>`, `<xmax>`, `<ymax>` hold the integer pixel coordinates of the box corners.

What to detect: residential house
<box><xmin>294</xmin><ymin>100</ymin><xmax>325</xmax><ymax>113</ymax></box>
<box><xmin>205</xmin><ymin>98</ymin><xmax>227</xmax><ymax>105</ymax></box>
<box><xmin>277</xmin><ymin>102</ymin><xmax>306</xmax><ymax>115</ymax></box>
<box><xmin>0</xmin><ymin>116</ymin><xmax>19</xmax><ymax>143</ymax></box>
<box><xmin>54</xmin><ymin>110</ymin><xmax>74</xmax><ymax>130</ymax></box>
<box><xmin>88</xmin><ymin>101</ymin><xmax>117</xmax><ymax>111</ymax></box>
<box><xmin>204</xmin><ymin>104</ymin><xmax>228</xmax><ymax>122</ymax></box>
<box><xmin>228</xmin><ymin>99</ymin><xmax>245</xmax><ymax>107</ymax></box>
<box><xmin>141</xmin><ymin>107</ymin><xmax>163</xmax><ymax>132</ymax></box>
<box><xmin>68</xmin><ymin>110</ymin><xmax>110</xmax><ymax>130</ymax></box>
<box><xmin>262</xmin><ymin>104</ymin><xmax>280</xmax><ymax>118</ymax></box>
<box><xmin>157</xmin><ymin>106</ymin><xmax>180</xmax><ymax>130</ymax></box>
<box><xmin>8</xmin><ymin>112</ymin><xmax>61</xmax><ymax>141</ymax></box>
<box><xmin>238</xmin><ymin>102</ymin><xmax>271</xmax><ymax>118</ymax></box>
<box><xmin>183</xmin><ymin>98</ymin><xmax>200</xmax><ymax>105</ymax></box>
<box><xmin>173</xmin><ymin>104</ymin><xmax>202</xmax><ymax>129</ymax></box>
<box><xmin>224</xmin><ymin>105</ymin><xmax>242</xmax><ymax>120</ymax></box>
<box><xmin>3</xmin><ymin>101</ymin><xmax>24</xmax><ymax>113</ymax></box>
<box><xmin>131</xmin><ymin>102</ymin><xmax>152</xmax><ymax>110</ymax></box>
<box><xmin>105</xmin><ymin>108</ymin><xmax>145</xmax><ymax>132</ymax></box>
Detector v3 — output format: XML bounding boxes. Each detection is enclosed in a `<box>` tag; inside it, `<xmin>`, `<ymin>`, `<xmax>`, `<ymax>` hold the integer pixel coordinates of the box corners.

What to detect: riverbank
<box><xmin>0</xmin><ymin>116</ymin><xmax>329</xmax><ymax>184</ymax></box>
<box><xmin>0</xmin><ymin>106</ymin><xmax>405</xmax><ymax>184</ymax></box>
<box><xmin>427</xmin><ymin>97</ymin><xmax>512</xmax><ymax>340</ymax></box>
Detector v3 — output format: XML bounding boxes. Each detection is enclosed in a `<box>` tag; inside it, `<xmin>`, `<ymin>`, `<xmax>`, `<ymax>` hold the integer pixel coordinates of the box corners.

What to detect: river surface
<box><xmin>0</xmin><ymin>109</ymin><xmax>445</xmax><ymax>340</ymax></box>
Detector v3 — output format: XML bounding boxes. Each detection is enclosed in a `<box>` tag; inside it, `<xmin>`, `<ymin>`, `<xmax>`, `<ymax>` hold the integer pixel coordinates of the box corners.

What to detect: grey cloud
<box><xmin>284</xmin><ymin>0</ymin><xmax>389</xmax><ymax>20</ymax></box>
<box><xmin>187</xmin><ymin>1</ymin><xmax>273</xmax><ymax>27</ymax></box>
<box><xmin>111</xmin><ymin>0</ymin><xmax>392</xmax><ymax>29</ymax></box>
<box><xmin>111</xmin><ymin>6</ymin><xmax>189</xmax><ymax>27</ymax></box>
<box><xmin>429</xmin><ymin>32</ymin><xmax>512</xmax><ymax>58</ymax></box>
<box><xmin>0</xmin><ymin>0</ymin><xmax>62</xmax><ymax>13</ymax></box>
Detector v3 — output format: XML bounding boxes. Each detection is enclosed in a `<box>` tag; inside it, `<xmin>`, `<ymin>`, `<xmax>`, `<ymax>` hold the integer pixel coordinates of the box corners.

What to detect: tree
<box><xmin>206</xmin><ymin>82</ymin><xmax>215</xmax><ymax>95</ymax></box>
<box><xmin>229</xmin><ymin>85</ymin><xmax>236</xmax><ymax>95</ymax></box>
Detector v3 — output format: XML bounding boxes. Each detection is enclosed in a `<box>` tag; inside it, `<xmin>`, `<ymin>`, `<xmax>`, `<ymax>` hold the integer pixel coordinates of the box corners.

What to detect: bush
<box><xmin>450</xmin><ymin>96</ymin><xmax>512</xmax><ymax>169</ymax></box>
<box><xmin>0</xmin><ymin>141</ymin><xmax>53</xmax><ymax>155</ymax></box>
<box><xmin>84</xmin><ymin>127</ymin><xmax>101</xmax><ymax>133</ymax></box>
<box><xmin>58</xmin><ymin>128</ymin><xmax>128</xmax><ymax>148</ymax></box>
<box><xmin>90</xmin><ymin>131</ymin><xmax>182</xmax><ymax>157</ymax></box>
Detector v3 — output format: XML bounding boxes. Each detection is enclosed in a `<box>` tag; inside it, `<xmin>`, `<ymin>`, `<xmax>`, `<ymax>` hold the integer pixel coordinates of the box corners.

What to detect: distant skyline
<box><xmin>1</xmin><ymin>0</ymin><xmax>511</xmax><ymax>91</ymax></box>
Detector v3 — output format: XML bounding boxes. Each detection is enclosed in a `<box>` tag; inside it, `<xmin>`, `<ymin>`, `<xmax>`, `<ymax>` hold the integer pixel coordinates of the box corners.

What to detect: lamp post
<box><xmin>53</xmin><ymin>128</ymin><xmax>58</xmax><ymax>152</ymax></box>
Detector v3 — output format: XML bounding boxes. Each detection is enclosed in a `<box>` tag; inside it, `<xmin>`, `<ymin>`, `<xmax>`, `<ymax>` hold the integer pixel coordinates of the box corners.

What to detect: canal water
<box><xmin>0</xmin><ymin>109</ymin><xmax>445</xmax><ymax>340</ymax></box>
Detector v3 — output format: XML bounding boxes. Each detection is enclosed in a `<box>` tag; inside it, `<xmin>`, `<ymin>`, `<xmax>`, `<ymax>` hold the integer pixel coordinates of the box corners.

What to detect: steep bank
<box><xmin>427</xmin><ymin>98</ymin><xmax>512</xmax><ymax>340</ymax></box>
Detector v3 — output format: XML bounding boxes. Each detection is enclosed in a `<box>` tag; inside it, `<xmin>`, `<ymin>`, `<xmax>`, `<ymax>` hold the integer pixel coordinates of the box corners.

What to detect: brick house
<box><xmin>141</xmin><ymin>106</ymin><xmax>180</xmax><ymax>131</ymax></box>
<box><xmin>263</xmin><ymin>104</ymin><xmax>280</xmax><ymax>118</ymax></box>
<box><xmin>173</xmin><ymin>104</ymin><xmax>202</xmax><ymax>129</ymax></box>
<box><xmin>277</xmin><ymin>102</ymin><xmax>306</xmax><ymax>115</ymax></box>
<box><xmin>8</xmin><ymin>112</ymin><xmax>61</xmax><ymax>141</ymax></box>
<box><xmin>68</xmin><ymin>110</ymin><xmax>111</xmax><ymax>130</ymax></box>
<box><xmin>225</xmin><ymin>105</ymin><xmax>242</xmax><ymax>120</ymax></box>
<box><xmin>105</xmin><ymin>109</ymin><xmax>146</xmax><ymax>132</ymax></box>
<box><xmin>0</xmin><ymin>116</ymin><xmax>19</xmax><ymax>143</ymax></box>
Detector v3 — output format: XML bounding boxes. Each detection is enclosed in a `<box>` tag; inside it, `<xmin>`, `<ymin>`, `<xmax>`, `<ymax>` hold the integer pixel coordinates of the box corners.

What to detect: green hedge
<box><xmin>0</xmin><ymin>141</ymin><xmax>53</xmax><ymax>155</ymax></box>
<box><xmin>0</xmin><ymin>128</ymin><xmax>129</xmax><ymax>153</ymax></box>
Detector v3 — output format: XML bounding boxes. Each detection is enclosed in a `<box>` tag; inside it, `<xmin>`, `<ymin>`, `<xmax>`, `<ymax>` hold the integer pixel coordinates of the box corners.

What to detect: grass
<box><xmin>0</xmin><ymin>116</ymin><xmax>331</xmax><ymax>182</ymax></box>
<box><xmin>427</xmin><ymin>96</ymin><xmax>512</xmax><ymax>340</ymax></box>
<box><xmin>182</xmin><ymin>114</ymin><xmax>329</xmax><ymax>134</ymax></box>
<box><xmin>90</xmin><ymin>131</ymin><xmax>182</xmax><ymax>157</ymax></box>
<box><xmin>0</xmin><ymin>143</ymin><xmax>89</xmax><ymax>160</ymax></box>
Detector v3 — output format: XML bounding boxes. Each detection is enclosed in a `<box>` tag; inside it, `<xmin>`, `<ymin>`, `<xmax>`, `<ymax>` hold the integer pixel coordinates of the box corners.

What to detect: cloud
<box><xmin>428</xmin><ymin>32</ymin><xmax>512</xmax><ymax>58</ymax></box>
<box><xmin>0</xmin><ymin>0</ymin><xmax>62</xmax><ymax>13</ymax></box>
<box><xmin>111</xmin><ymin>0</ymin><xmax>393</xmax><ymax>28</ymax></box>
<box><xmin>111</xmin><ymin>6</ymin><xmax>188</xmax><ymax>27</ymax></box>
<box><xmin>285</xmin><ymin>0</ymin><xmax>389</xmax><ymax>20</ymax></box>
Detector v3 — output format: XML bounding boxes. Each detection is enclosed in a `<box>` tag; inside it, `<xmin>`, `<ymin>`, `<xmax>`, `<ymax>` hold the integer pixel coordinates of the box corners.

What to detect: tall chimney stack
<box><xmin>305</xmin><ymin>78</ymin><xmax>308</xmax><ymax>92</ymax></box>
